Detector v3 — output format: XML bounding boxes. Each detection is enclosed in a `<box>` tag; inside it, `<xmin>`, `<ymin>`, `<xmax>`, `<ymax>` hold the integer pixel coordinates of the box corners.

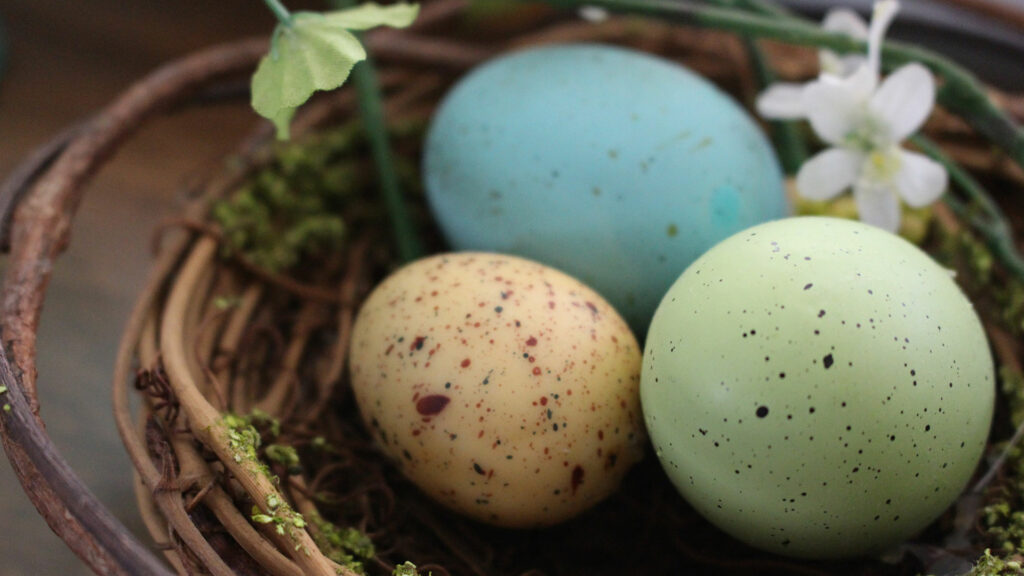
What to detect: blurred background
<box><xmin>0</xmin><ymin>1</ymin><xmax>1021</xmax><ymax>574</ymax></box>
<box><xmin>0</xmin><ymin>2</ymin><xmax>276</xmax><ymax>574</ymax></box>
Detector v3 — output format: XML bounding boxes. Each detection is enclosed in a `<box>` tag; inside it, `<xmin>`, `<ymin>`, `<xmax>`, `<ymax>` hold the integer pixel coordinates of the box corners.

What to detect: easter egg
<box><xmin>349</xmin><ymin>252</ymin><xmax>646</xmax><ymax>527</ymax></box>
<box><xmin>422</xmin><ymin>43</ymin><xmax>788</xmax><ymax>334</ymax></box>
<box><xmin>641</xmin><ymin>217</ymin><xmax>994</xmax><ymax>558</ymax></box>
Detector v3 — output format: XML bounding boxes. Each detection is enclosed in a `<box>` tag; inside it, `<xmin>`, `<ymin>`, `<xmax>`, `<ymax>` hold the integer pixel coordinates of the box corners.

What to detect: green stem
<box><xmin>910</xmin><ymin>134</ymin><xmax>1024</xmax><ymax>282</ymax></box>
<box><xmin>537</xmin><ymin>0</ymin><xmax>1024</xmax><ymax>173</ymax></box>
<box><xmin>330</xmin><ymin>0</ymin><xmax>422</xmax><ymax>262</ymax></box>
<box><xmin>735</xmin><ymin>0</ymin><xmax>793</xmax><ymax>18</ymax></box>
<box><xmin>263</xmin><ymin>0</ymin><xmax>293</xmax><ymax>24</ymax></box>
<box><xmin>702</xmin><ymin>0</ymin><xmax>806</xmax><ymax>174</ymax></box>
<box><xmin>353</xmin><ymin>58</ymin><xmax>423</xmax><ymax>263</ymax></box>
<box><xmin>742</xmin><ymin>37</ymin><xmax>807</xmax><ymax>175</ymax></box>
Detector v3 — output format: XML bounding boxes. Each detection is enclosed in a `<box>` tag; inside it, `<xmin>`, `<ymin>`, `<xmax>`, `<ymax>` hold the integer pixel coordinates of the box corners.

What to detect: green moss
<box><xmin>935</xmin><ymin>228</ymin><xmax>1024</xmax><ymax>337</ymax></box>
<box><xmin>250</xmin><ymin>492</ymin><xmax>308</xmax><ymax>547</ymax></box>
<box><xmin>1003</xmin><ymin>368</ymin><xmax>1024</xmax><ymax>430</ymax></box>
<box><xmin>223</xmin><ymin>413</ymin><xmax>265</xmax><ymax>466</ymax></box>
<box><xmin>212</xmin><ymin>116</ymin><xmax>431</xmax><ymax>273</ymax></box>
<box><xmin>213</xmin><ymin>129</ymin><xmax>363</xmax><ymax>273</ymax></box>
<box><xmin>984</xmin><ymin>501</ymin><xmax>1024</xmax><ymax>554</ymax></box>
<box><xmin>309</xmin><ymin>512</ymin><xmax>375</xmax><ymax>575</ymax></box>
<box><xmin>266</xmin><ymin>443</ymin><xmax>302</xmax><ymax>474</ymax></box>
<box><xmin>966</xmin><ymin>549</ymin><xmax>1024</xmax><ymax>575</ymax></box>
<box><xmin>392</xmin><ymin>561</ymin><xmax>422</xmax><ymax>576</ymax></box>
<box><xmin>213</xmin><ymin>296</ymin><xmax>242</xmax><ymax>310</ymax></box>
<box><xmin>247</xmin><ymin>409</ymin><xmax>282</xmax><ymax>439</ymax></box>
<box><xmin>221</xmin><ymin>410</ymin><xmax>289</xmax><ymax>482</ymax></box>
<box><xmin>926</xmin><ymin>216</ymin><xmax>1024</xmax><ymax>571</ymax></box>
<box><xmin>791</xmin><ymin>194</ymin><xmax>933</xmax><ymax>245</ymax></box>
<box><xmin>220</xmin><ymin>413</ymin><xmax>309</xmax><ymax>549</ymax></box>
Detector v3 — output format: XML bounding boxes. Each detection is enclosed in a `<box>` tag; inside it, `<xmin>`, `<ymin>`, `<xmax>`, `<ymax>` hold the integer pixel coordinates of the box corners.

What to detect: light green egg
<box><xmin>641</xmin><ymin>216</ymin><xmax>994</xmax><ymax>559</ymax></box>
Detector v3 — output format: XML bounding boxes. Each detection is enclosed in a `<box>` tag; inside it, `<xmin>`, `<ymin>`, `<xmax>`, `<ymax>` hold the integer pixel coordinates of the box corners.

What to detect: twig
<box><xmin>332</xmin><ymin>0</ymin><xmax>423</xmax><ymax>263</ymax></box>
<box><xmin>131</xmin><ymin>464</ymin><xmax>188</xmax><ymax>575</ymax></box>
<box><xmin>256</xmin><ymin>300</ymin><xmax>327</xmax><ymax>413</ymax></box>
<box><xmin>313</xmin><ymin>236</ymin><xmax>370</xmax><ymax>420</ymax></box>
<box><xmin>940</xmin><ymin>0</ymin><xmax>1024</xmax><ymax>31</ymax></box>
<box><xmin>970</xmin><ymin>323</ymin><xmax>1024</xmax><ymax>495</ymax></box>
<box><xmin>911</xmin><ymin>134</ymin><xmax>1024</xmax><ymax>283</ymax></box>
<box><xmin>159</xmin><ymin>238</ymin><xmax>338</xmax><ymax>575</ymax></box>
<box><xmin>213</xmin><ymin>284</ymin><xmax>264</xmax><ymax>409</ymax></box>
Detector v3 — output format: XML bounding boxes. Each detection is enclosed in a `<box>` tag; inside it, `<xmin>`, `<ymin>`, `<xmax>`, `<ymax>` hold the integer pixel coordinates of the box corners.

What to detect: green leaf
<box><xmin>322</xmin><ymin>2</ymin><xmax>419</xmax><ymax>30</ymax></box>
<box><xmin>251</xmin><ymin>3</ymin><xmax>420</xmax><ymax>139</ymax></box>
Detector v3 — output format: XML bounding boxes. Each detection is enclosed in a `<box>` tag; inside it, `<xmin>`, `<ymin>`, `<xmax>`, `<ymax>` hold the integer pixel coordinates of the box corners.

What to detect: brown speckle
<box><xmin>571</xmin><ymin>465</ymin><xmax>585</xmax><ymax>495</ymax></box>
<box><xmin>416</xmin><ymin>395</ymin><xmax>450</xmax><ymax>416</ymax></box>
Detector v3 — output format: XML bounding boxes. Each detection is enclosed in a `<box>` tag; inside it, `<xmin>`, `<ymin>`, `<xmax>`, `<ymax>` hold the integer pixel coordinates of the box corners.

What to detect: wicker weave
<box><xmin>2</xmin><ymin>1</ymin><xmax>1024</xmax><ymax>574</ymax></box>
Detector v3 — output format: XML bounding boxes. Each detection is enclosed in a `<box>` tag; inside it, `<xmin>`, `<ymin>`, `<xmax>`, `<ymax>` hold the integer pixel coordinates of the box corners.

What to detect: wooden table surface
<box><xmin>0</xmin><ymin>2</ymin><xmax>294</xmax><ymax>574</ymax></box>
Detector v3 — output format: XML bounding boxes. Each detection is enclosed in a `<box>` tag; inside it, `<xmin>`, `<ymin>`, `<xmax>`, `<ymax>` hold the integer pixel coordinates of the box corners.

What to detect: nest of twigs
<box><xmin>5</xmin><ymin>1</ymin><xmax>1024</xmax><ymax>575</ymax></box>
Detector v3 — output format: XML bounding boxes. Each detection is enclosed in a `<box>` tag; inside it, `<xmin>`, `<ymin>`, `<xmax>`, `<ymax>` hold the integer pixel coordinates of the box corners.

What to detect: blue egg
<box><xmin>423</xmin><ymin>44</ymin><xmax>789</xmax><ymax>335</ymax></box>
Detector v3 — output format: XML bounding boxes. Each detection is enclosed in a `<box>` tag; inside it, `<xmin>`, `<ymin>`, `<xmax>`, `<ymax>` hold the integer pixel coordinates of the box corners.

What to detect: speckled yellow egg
<box><xmin>642</xmin><ymin>216</ymin><xmax>994</xmax><ymax>558</ymax></box>
<box><xmin>349</xmin><ymin>252</ymin><xmax>645</xmax><ymax>527</ymax></box>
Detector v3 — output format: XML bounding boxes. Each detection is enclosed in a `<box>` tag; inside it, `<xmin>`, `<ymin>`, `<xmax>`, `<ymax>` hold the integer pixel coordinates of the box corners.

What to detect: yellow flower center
<box><xmin>862</xmin><ymin>148</ymin><xmax>902</xmax><ymax>183</ymax></box>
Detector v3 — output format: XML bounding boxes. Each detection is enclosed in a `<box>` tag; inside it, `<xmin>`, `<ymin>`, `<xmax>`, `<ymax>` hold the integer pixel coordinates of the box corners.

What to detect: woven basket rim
<box><xmin>3</xmin><ymin>1</ymin><xmax>1024</xmax><ymax>574</ymax></box>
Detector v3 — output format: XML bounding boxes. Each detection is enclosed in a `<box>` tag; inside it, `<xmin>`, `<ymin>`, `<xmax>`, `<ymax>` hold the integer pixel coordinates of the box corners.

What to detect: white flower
<box><xmin>818</xmin><ymin>9</ymin><xmax>869</xmax><ymax>77</ymax></box>
<box><xmin>578</xmin><ymin>6</ymin><xmax>609</xmax><ymax>22</ymax></box>
<box><xmin>756</xmin><ymin>7</ymin><xmax>869</xmax><ymax>119</ymax></box>
<box><xmin>757</xmin><ymin>0</ymin><xmax>948</xmax><ymax>233</ymax></box>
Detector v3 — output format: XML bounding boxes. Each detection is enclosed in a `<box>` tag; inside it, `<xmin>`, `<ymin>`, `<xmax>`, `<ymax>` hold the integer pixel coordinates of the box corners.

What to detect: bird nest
<box><xmin>3</xmin><ymin>1</ymin><xmax>1024</xmax><ymax>575</ymax></box>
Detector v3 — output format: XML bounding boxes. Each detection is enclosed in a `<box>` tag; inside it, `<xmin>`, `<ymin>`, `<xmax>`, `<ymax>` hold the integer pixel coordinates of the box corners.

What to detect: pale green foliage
<box><xmin>392</xmin><ymin>561</ymin><xmax>421</xmax><ymax>576</ymax></box>
<box><xmin>211</xmin><ymin>133</ymin><xmax>356</xmax><ymax>273</ymax></box>
<box><xmin>266</xmin><ymin>443</ymin><xmax>301</xmax><ymax>470</ymax></box>
<box><xmin>249</xmin><ymin>495</ymin><xmax>306</xmax><ymax>538</ymax></box>
<box><xmin>310</xmin><ymin>512</ymin><xmax>375</xmax><ymax>574</ymax></box>
<box><xmin>966</xmin><ymin>549</ymin><xmax>1024</xmax><ymax>575</ymax></box>
<box><xmin>251</xmin><ymin>2</ymin><xmax>419</xmax><ymax>139</ymax></box>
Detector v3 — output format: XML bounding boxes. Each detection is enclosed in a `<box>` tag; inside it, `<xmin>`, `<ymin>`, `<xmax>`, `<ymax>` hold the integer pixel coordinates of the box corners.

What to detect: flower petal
<box><xmin>896</xmin><ymin>149</ymin><xmax>947</xmax><ymax>207</ymax></box>
<box><xmin>819</xmin><ymin>8</ymin><xmax>869</xmax><ymax>76</ymax></box>
<box><xmin>756</xmin><ymin>83</ymin><xmax>807</xmax><ymax>119</ymax></box>
<box><xmin>801</xmin><ymin>67</ymin><xmax>874</xmax><ymax>144</ymax></box>
<box><xmin>820</xmin><ymin>52</ymin><xmax>867</xmax><ymax>78</ymax></box>
<box><xmin>867</xmin><ymin>0</ymin><xmax>900</xmax><ymax>76</ymax></box>
<box><xmin>579</xmin><ymin>6</ymin><xmax>610</xmax><ymax>22</ymax></box>
<box><xmin>796</xmin><ymin>148</ymin><xmax>863</xmax><ymax>201</ymax></box>
<box><xmin>853</xmin><ymin>181</ymin><xmax>902</xmax><ymax>233</ymax></box>
<box><xmin>822</xmin><ymin>8</ymin><xmax>869</xmax><ymax>38</ymax></box>
<box><xmin>870</xmin><ymin>63</ymin><xmax>936</xmax><ymax>142</ymax></box>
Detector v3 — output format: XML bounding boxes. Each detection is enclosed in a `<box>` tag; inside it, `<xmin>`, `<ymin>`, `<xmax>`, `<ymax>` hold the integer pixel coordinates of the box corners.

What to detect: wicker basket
<box><xmin>4</xmin><ymin>1</ymin><xmax>1024</xmax><ymax>574</ymax></box>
